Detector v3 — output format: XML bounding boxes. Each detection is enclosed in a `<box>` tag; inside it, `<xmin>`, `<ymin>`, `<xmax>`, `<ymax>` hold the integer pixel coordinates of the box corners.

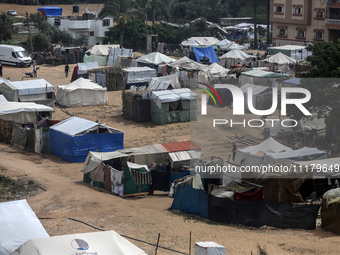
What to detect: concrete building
<box><xmin>270</xmin><ymin>0</ymin><xmax>340</xmax><ymax>46</ymax></box>
<box><xmin>47</xmin><ymin>6</ymin><xmax>113</xmax><ymax>46</ymax></box>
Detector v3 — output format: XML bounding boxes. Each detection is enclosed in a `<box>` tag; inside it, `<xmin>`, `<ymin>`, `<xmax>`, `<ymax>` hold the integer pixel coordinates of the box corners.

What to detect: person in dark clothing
<box><xmin>65</xmin><ymin>64</ymin><xmax>69</xmax><ymax>77</ymax></box>
<box><xmin>232</xmin><ymin>142</ymin><xmax>237</xmax><ymax>161</ymax></box>
<box><xmin>33</xmin><ymin>65</ymin><xmax>37</xmax><ymax>77</ymax></box>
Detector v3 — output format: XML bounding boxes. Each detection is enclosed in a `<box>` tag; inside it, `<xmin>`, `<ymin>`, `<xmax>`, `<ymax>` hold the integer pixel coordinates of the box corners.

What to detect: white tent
<box><xmin>239</xmin><ymin>83</ymin><xmax>270</xmax><ymax>110</ymax></box>
<box><xmin>214</xmin><ymin>39</ymin><xmax>232</xmax><ymax>48</ymax></box>
<box><xmin>0</xmin><ymin>94</ymin><xmax>8</xmax><ymax>102</ymax></box>
<box><xmin>56</xmin><ymin>77</ymin><xmax>108</xmax><ymax>107</ymax></box>
<box><xmin>85</xmin><ymin>44</ymin><xmax>120</xmax><ymax>56</ymax></box>
<box><xmin>223</xmin><ymin>42</ymin><xmax>244</xmax><ymax>51</ymax></box>
<box><xmin>219</xmin><ymin>49</ymin><xmax>251</xmax><ymax>68</ymax></box>
<box><xmin>263</xmin><ymin>52</ymin><xmax>296</xmax><ymax>74</ymax></box>
<box><xmin>198</xmin><ymin>63</ymin><xmax>230</xmax><ymax>84</ymax></box>
<box><xmin>11</xmin><ymin>230</ymin><xmax>147</xmax><ymax>255</ymax></box>
<box><xmin>263</xmin><ymin>147</ymin><xmax>327</xmax><ymax>165</ymax></box>
<box><xmin>0</xmin><ymin>101</ymin><xmax>53</xmax><ymax>122</ymax></box>
<box><xmin>168</xmin><ymin>56</ymin><xmax>206</xmax><ymax>71</ymax></box>
<box><xmin>267</xmin><ymin>45</ymin><xmax>312</xmax><ymax>60</ymax></box>
<box><xmin>0</xmin><ymin>200</ymin><xmax>49</xmax><ymax>255</ymax></box>
<box><xmin>180</xmin><ymin>37</ymin><xmax>220</xmax><ymax>47</ymax></box>
<box><xmin>148</xmin><ymin>73</ymin><xmax>180</xmax><ymax>90</ymax></box>
<box><xmin>136</xmin><ymin>52</ymin><xmax>176</xmax><ymax>66</ymax></box>
<box><xmin>234</xmin><ymin>137</ymin><xmax>292</xmax><ymax>166</ymax></box>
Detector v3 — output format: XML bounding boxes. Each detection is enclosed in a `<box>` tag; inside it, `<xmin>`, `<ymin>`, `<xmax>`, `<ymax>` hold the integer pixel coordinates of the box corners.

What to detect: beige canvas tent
<box><xmin>11</xmin><ymin>231</ymin><xmax>147</xmax><ymax>255</ymax></box>
<box><xmin>56</xmin><ymin>77</ymin><xmax>108</xmax><ymax>107</ymax></box>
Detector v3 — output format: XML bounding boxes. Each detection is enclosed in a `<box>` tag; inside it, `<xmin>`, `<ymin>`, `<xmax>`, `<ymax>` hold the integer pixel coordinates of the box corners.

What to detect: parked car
<box><xmin>7</xmin><ymin>10</ymin><xmax>17</xmax><ymax>16</ymax></box>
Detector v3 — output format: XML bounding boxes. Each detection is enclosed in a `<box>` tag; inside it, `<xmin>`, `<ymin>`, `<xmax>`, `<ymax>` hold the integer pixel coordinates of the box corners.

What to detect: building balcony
<box><xmin>67</xmin><ymin>20</ymin><xmax>90</xmax><ymax>30</ymax></box>
<box><xmin>326</xmin><ymin>19</ymin><xmax>340</xmax><ymax>29</ymax></box>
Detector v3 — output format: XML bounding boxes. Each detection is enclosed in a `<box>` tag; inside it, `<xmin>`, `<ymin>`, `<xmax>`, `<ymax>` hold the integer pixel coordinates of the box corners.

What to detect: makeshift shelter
<box><xmin>11</xmin><ymin>230</ymin><xmax>147</xmax><ymax>255</ymax></box>
<box><xmin>262</xmin><ymin>52</ymin><xmax>296</xmax><ymax>74</ymax></box>
<box><xmin>234</xmin><ymin>137</ymin><xmax>292</xmax><ymax>166</ymax></box>
<box><xmin>123</xmin><ymin>67</ymin><xmax>157</xmax><ymax>89</ymax></box>
<box><xmin>56</xmin><ymin>77</ymin><xmax>108</xmax><ymax>107</ymax></box>
<box><xmin>0</xmin><ymin>200</ymin><xmax>49</xmax><ymax>255</ymax></box>
<box><xmin>76</xmin><ymin>62</ymin><xmax>99</xmax><ymax>79</ymax></box>
<box><xmin>239</xmin><ymin>69</ymin><xmax>289</xmax><ymax>86</ymax></box>
<box><xmin>223</xmin><ymin>42</ymin><xmax>244</xmax><ymax>51</ymax></box>
<box><xmin>321</xmin><ymin>188</ymin><xmax>340</xmax><ymax>235</ymax></box>
<box><xmin>135</xmin><ymin>52</ymin><xmax>176</xmax><ymax>67</ymax></box>
<box><xmin>239</xmin><ymin>83</ymin><xmax>270</xmax><ymax>111</ymax></box>
<box><xmin>87</xmin><ymin>67</ymin><xmax>127</xmax><ymax>91</ymax></box>
<box><xmin>150</xmin><ymin>89</ymin><xmax>197</xmax><ymax>124</ymax></box>
<box><xmin>81</xmin><ymin>140</ymin><xmax>201</xmax><ymax>196</ymax></box>
<box><xmin>180</xmin><ymin>37</ymin><xmax>220</xmax><ymax>47</ymax></box>
<box><xmin>50</xmin><ymin>116</ymin><xmax>124</xmax><ymax>162</ymax></box>
<box><xmin>267</xmin><ymin>45</ymin><xmax>312</xmax><ymax>60</ymax></box>
<box><xmin>107</xmin><ymin>48</ymin><xmax>133</xmax><ymax>67</ymax></box>
<box><xmin>84</xmin><ymin>44</ymin><xmax>120</xmax><ymax>66</ymax></box>
<box><xmin>263</xmin><ymin>147</ymin><xmax>327</xmax><ymax>165</ymax></box>
<box><xmin>193</xmin><ymin>46</ymin><xmax>219</xmax><ymax>64</ymax></box>
<box><xmin>148</xmin><ymin>73</ymin><xmax>180</xmax><ymax>90</ymax></box>
<box><xmin>198</xmin><ymin>63</ymin><xmax>229</xmax><ymax>85</ymax></box>
<box><xmin>219</xmin><ymin>49</ymin><xmax>251</xmax><ymax>68</ymax></box>
<box><xmin>0</xmin><ymin>79</ymin><xmax>55</xmax><ymax>109</ymax></box>
<box><xmin>167</xmin><ymin>56</ymin><xmax>206</xmax><ymax>88</ymax></box>
<box><xmin>214</xmin><ymin>39</ymin><xmax>232</xmax><ymax>48</ymax></box>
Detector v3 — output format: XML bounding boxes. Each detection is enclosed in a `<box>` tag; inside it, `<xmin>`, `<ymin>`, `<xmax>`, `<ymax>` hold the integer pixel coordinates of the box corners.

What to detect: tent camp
<box><xmin>11</xmin><ymin>230</ymin><xmax>147</xmax><ymax>255</ymax></box>
<box><xmin>267</xmin><ymin>45</ymin><xmax>312</xmax><ymax>60</ymax></box>
<box><xmin>234</xmin><ymin>137</ymin><xmax>292</xmax><ymax>166</ymax></box>
<box><xmin>123</xmin><ymin>67</ymin><xmax>157</xmax><ymax>88</ymax></box>
<box><xmin>56</xmin><ymin>77</ymin><xmax>108</xmax><ymax>107</ymax></box>
<box><xmin>192</xmin><ymin>46</ymin><xmax>219</xmax><ymax>64</ymax></box>
<box><xmin>262</xmin><ymin>52</ymin><xmax>296</xmax><ymax>74</ymax></box>
<box><xmin>0</xmin><ymin>79</ymin><xmax>55</xmax><ymax>109</ymax></box>
<box><xmin>198</xmin><ymin>63</ymin><xmax>229</xmax><ymax>84</ymax></box>
<box><xmin>148</xmin><ymin>73</ymin><xmax>180</xmax><ymax>90</ymax></box>
<box><xmin>0</xmin><ymin>200</ymin><xmax>49</xmax><ymax>255</ymax></box>
<box><xmin>219</xmin><ymin>49</ymin><xmax>251</xmax><ymax>68</ymax></box>
<box><xmin>239</xmin><ymin>69</ymin><xmax>289</xmax><ymax>86</ymax></box>
<box><xmin>135</xmin><ymin>52</ymin><xmax>176</xmax><ymax>67</ymax></box>
<box><xmin>84</xmin><ymin>44</ymin><xmax>120</xmax><ymax>66</ymax></box>
<box><xmin>50</xmin><ymin>116</ymin><xmax>124</xmax><ymax>162</ymax></box>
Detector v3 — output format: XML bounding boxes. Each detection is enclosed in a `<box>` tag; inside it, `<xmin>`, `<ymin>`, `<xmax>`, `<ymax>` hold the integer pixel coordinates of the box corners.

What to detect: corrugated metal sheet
<box><xmin>168</xmin><ymin>150</ymin><xmax>202</xmax><ymax>162</ymax></box>
<box><xmin>161</xmin><ymin>140</ymin><xmax>201</xmax><ymax>152</ymax></box>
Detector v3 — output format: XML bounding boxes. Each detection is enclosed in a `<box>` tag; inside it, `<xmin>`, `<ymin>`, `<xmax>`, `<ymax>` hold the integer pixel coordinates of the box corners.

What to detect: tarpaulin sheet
<box><xmin>37</xmin><ymin>7</ymin><xmax>63</xmax><ymax>16</ymax></box>
<box><xmin>50</xmin><ymin>129</ymin><xmax>124</xmax><ymax>163</ymax></box>
<box><xmin>171</xmin><ymin>185</ymin><xmax>208</xmax><ymax>218</ymax></box>
<box><xmin>208</xmin><ymin>195</ymin><xmax>320</xmax><ymax>229</ymax></box>
<box><xmin>193</xmin><ymin>46</ymin><xmax>219</xmax><ymax>64</ymax></box>
<box><xmin>321</xmin><ymin>200</ymin><xmax>340</xmax><ymax>235</ymax></box>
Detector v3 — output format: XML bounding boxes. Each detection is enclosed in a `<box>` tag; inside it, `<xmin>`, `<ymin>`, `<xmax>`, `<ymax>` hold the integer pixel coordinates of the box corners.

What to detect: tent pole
<box><xmin>189</xmin><ymin>231</ymin><xmax>192</xmax><ymax>255</ymax></box>
<box><xmin>154</xmin><ymin>233</ymin><xmax>161</xmax><ymax>255</ymax></box>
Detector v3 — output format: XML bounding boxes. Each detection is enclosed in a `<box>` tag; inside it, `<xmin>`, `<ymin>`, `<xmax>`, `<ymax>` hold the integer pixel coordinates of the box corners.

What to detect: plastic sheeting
<box><xmin>193</xmin><ymin>46</ymin><xmax>219</xmax><ymax>64</ymax></box>
<box><xmin>50</xmin><ymin>116</ymin><xmax>124</xmax><ymax>162</ymax></box>
<box><xmin>123</xmin><ymin>67</ymin><xmax>157</xmax><ymax>84</ymax></box>
<box><xmin>171</xmin><ymin>184</ymin><xmax>209</xmax><ymax>218</ymax></box>
<box><xmin>148</xmin><ymin>73</ymin><xmax>180</xmax><ymax>90</ymax></box>
<box><xmin>136</xmin><ymin>52</ymin><xmax>176</xmax><ymax>65</ymax></box>
<box><xmin>11</xmin><ymin>231</ymin><xmax>147</xmax><ymax>255</ymax></box>
<box><xmin>181</xmin><ymin>37</ymin><xmax>220</xmax><ymax>47</ymax></box>
<box><xmin>85</xmin><ymin>44</ymin><xmax>120</xmax><ymax>56</ymax></box>
<box><xmin>172</xmin><ymin>88</ymin><xmax>197</xmax><ymax>100</ymax></box>
<box><xmin>56</xmin><ymin>77</ymin><xmax>108</xmax><ymax>107</ymax></box>
<box><xmin>0</xmin><ymin>200</ymin><xmax>49</xmax><ymax>255</ymax></box>
<box><xmin>83</xmin><ymin>54</ymin><xmax>108</xmax><ymax>66</ymax></box>
<box><xmin>107</xmin><ymin>48</ymin><xmax>133</xmax><ymax>66</ymax></box>
<box><xmin>77</xmin><ymin>62</ymin><xmax>99</xmax><ymax>75</ymax></box>
<box><xmin>150</xmin><ymin>90</ymin><xmax>180</xmax><ymax>107</ymax></box>
<box><xmin>208</xmin><ymin>195</ymin><xmax>320</xmax><ymax>229</ymax></box>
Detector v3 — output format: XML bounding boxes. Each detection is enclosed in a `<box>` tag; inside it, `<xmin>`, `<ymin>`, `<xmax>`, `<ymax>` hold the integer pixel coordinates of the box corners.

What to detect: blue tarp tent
<box><xmin>38</xmin><ymin>7</ymin><xmax>63</xmax><ymax>17</ymax></box>
<box><xmin>193</xmin><ymin>46</ymin><xmax>219</xmax><ymax>64</ymax></box>
<box><xmin>171</xmin><ymin>185</ymin><xmax>208</xmax><ymax>218</ymax></box>
<box><xmin>50</xmin><ymin>116</ymin><xmax>124</xmax><ymax>162</ymax></box>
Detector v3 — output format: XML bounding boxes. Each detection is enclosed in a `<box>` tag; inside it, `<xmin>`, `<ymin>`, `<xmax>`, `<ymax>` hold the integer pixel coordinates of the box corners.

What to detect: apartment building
<box><xmin>270</xmin><ymin>0</ymin><xmax>340</xmax><ymax>46</ymax></box>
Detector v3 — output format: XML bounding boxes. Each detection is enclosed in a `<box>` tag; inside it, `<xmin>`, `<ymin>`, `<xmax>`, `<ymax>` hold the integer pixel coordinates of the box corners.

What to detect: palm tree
<box><xmin>99</xmin><ymin>0</ymin><xmax>144</xmax><ymax>48</ymax></box>
<box><xmin>158</xmin><ymin>0</ymin><xmax>173</xmax><ymax>23</ymax></box>
<box><xmin>145</xmin><ymin>0</ymin><xmax>159</xmax><ymax>25</ymax></box>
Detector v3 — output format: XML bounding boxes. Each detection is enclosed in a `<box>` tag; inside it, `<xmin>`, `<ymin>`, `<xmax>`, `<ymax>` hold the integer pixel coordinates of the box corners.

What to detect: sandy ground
<box><xmin>0</xmin><ymin>62</ymin><xmax>340</xmax><ymax>254</ymax></box>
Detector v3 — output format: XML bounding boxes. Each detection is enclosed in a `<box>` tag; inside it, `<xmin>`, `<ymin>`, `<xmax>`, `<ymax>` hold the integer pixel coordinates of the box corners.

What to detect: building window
<box><xmin>54</xmin><ymin>18</ymin><xmax>61</xmax><ymax>26</ymax></box>
<box><xmin>274</xmin><ymin>4</ymin><xmax>284</xmax><ymax>14</ymax></box>
<box><xmin>296</xmin><ymin>28</ymin><xmax>306</xmax><ymax>39</ymax></box>
<box><xmin>314</xmin><ymin>9</ymin><xmax>325</xmax><ymax>19</ymax></box>
<box><xmin>314</xmin><ymin>29</ymin><xmax>324</xmax><ymax>40</ymax></box>
<box><xmin>76</xmin><ymin>32</ymin><xmax>89</xmax><ymax>38</ymax></box>
<box><xmin>277</xmin><ymin>26</ymin><xmax>287</xmax><ymax>37</ymax></box>
<box><xmin>292</xmin><ymin>5</ymin><xmax>303</xmax><ymax>16</ymax></box>
<box><xmin>90</xmin><ymin>31</ymin><xmax>94</xmax><ymax>36</ymax></box>
<box><xmin>102</xmin><ymin>19</ymin><xmax>110</xmax><ymax>26</ymax></box>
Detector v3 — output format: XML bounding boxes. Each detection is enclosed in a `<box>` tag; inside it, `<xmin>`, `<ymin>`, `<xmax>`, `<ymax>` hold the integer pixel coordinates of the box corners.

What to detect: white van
<box><xmin>0</xmin><ymin>44</ymin><xmax>32</xmax><ymax>67</ymax></box>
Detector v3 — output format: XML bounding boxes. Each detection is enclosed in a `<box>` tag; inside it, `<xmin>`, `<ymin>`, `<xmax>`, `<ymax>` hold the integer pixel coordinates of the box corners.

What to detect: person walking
<box><xmin>33</xmin><ymin>65</ymin><xmax>37</xmax><ymax>77</ymax></box>
<box><xmin>65</xmin><ymin>64</ymin><xmax>69</xmax><ymax>77</ymax></box>
<box><xmin>0</xmin><ymin>63</ymin><xmax>2</xmax><ymax>77</ymax></box>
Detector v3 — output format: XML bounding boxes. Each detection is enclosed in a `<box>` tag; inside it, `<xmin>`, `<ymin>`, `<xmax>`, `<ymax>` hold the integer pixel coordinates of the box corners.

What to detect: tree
<box><xmin>158</xmin><ymin>0</ymin><xmax>174</xmax><ymax>22</ymax></box>
<box><xmin>0</xmin><ymin>14</ymin><xmax>13</xmax><ymax>42</ymax></box>
<box><xmin>145</xmin><ymin>0</ymin><xmax>158</xmax><ymax>25</ymax></box>
<box><xmin>99</xmin><ymin>0</ymin><xmax>144</xmax><ymax>48</ymax></box>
